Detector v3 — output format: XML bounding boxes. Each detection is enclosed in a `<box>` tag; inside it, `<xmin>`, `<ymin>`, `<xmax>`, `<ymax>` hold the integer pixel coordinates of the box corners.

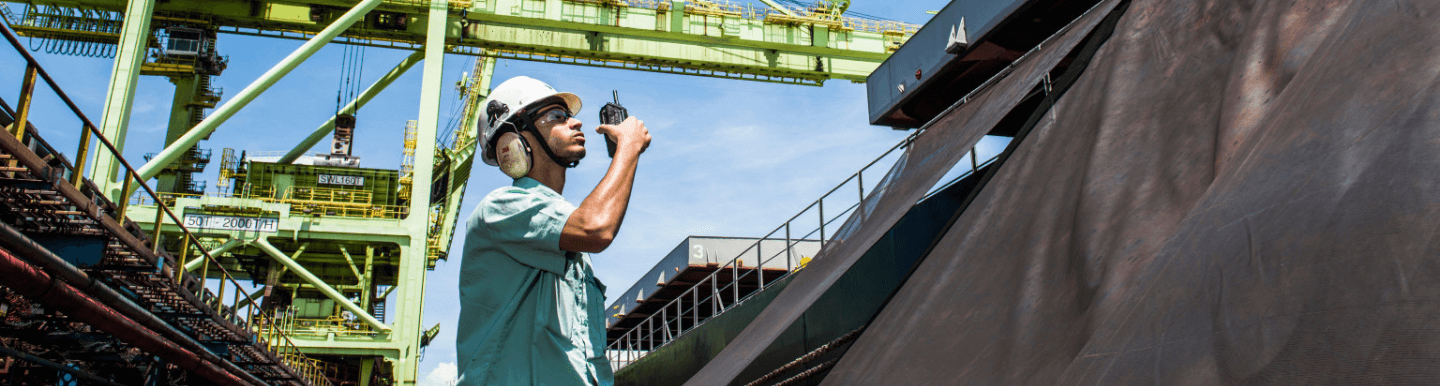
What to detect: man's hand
<box><xmin>595</xmin><ymin>116</ymin><xmax>652</xmax><ymax>155</ymax></box>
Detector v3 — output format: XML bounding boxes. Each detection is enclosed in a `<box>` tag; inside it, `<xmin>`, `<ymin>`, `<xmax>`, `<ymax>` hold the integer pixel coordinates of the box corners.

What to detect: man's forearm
<box><xmin>560</xmin><ymin>145</ymin><xmax>641</xmax><ymax>252</ymax></box>
<box><xmin>585</xmin><ymin>146</ymin><xmax>641</xmax><ymax>233</ymax></box>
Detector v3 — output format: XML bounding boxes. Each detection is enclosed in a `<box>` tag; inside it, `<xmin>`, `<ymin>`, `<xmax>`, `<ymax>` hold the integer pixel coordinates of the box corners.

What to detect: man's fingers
<box><xmin>603</xmin><ymin>117</ymin><xmax>653</xmax><ymax>154</ymax></box>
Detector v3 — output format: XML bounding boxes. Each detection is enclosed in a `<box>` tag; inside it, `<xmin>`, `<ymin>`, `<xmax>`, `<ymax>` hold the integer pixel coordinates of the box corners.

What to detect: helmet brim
<box><xmin>523</xmin><ymin>92</ymin><xmax>582</xmax><ymax>117</ymax></box>
<box><xmin>556</xmin><ymin>92</ymin><xmax>582</xmax><ymax>116</ymax></box>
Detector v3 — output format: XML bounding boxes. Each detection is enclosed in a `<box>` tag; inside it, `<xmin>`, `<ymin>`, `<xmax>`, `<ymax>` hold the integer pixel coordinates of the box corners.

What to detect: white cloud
<box><xmin>134</xmin><ymin>100</ymin><xmax>157</xmax><ymax>114</ymax></box>
<box><xmin>419</xmin><ymin>362</ymin><xmax>458</xmax><ymax>386</ymax></box>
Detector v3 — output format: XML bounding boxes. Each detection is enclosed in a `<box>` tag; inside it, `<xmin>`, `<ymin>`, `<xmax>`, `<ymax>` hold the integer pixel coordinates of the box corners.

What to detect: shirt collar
<box><xmin>514</xmin><ymin>177</ymin><xmax>562</xmax><ymax>198</ymax></box>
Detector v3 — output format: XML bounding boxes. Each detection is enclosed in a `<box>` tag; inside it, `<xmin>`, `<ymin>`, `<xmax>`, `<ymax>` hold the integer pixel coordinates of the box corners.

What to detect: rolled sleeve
<box><xmin>477</xmin><ymin>185</ymin><xmax>575</xmax><ymax>275</ymax></box>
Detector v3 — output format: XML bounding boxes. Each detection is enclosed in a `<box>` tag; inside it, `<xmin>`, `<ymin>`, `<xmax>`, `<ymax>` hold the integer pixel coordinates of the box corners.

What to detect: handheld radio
<box><xmin>598</xmin><ymin>90</ymin><xmax>627</xmax><ymax>158</ymax></box>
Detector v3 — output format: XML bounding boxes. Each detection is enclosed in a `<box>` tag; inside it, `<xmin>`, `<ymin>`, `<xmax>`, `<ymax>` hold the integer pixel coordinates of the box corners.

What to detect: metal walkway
<box><xmin>0</xmin><ymin>21</ymin><xmax>327</xmax><ymax>386</ymax></box>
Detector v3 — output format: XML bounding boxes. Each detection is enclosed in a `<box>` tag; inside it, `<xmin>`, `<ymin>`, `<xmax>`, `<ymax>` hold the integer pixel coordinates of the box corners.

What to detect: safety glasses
<box><xmin>533</xmin><ymin>106</ymin><xmax>573</xmax><ymax>127</ymax></box>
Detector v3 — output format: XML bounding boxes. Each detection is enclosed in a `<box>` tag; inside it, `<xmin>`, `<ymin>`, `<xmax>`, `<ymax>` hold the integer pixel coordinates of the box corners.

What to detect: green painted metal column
<box><xmin>362</xmin><ymin>246</ymin><xmax>375</xmax><ymax>311</ymax></box>
<box><xmin>814</xmin><ymin>26</ymin><xmax>831</xmax><ymax>47</ymax></box>
<box><xmin>157</xmin><ymin>76</ymin><xmax>197</xmax><ymax>192</ymax></box>
<box><xmin>91</xmin><ymin>0</ymin><xmax>155</xmax><ymax>197</ymax></box>
<box><xmin>278</xmin><ymin>50</ymin><xmax>426</xmax><ymax>164</ymax></box>
<box><xmin>391</xmin><ymin>0</ymin><xmax>450</xmax><ymax>383</ymax></box>
<box><xmin>670</xmin><ymin>0</ymin><xmax>686</xmax><ymax>33</ymax></box>
<box><xmin>545</xmin><ymin>0</ymin><xmax>561</xmax><ymax>20</ymax></box>
<box><xmin>164</xmin><ymin>77</ymin><xmax>199</xmax><ymax>145</ymax></box>
<box><xmin>359</xmin><ymin>358</ymin><xmax>375</xmax><ymax>386</ymax></box>
<box><xmin>133</xmin><ymin>0</ymin><xmax>386</xmax><ymax>184</ymax></box>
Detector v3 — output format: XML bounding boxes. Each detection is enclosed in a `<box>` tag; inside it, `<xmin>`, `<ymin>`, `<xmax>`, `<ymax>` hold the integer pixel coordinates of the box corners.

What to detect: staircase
<box><xmin>194</xmin><ymin>74</ymin><xmax>221</xmax><ymax>139</ymax></box>
<box><xmin>0</xmin><ymin>24</ymin><xmax>331</xmax><ymax>383</ymax></box>
<box><xmin>372</xmin><ymin>297</ymin><xmax>386</xmax><ymax>322</ymax></box>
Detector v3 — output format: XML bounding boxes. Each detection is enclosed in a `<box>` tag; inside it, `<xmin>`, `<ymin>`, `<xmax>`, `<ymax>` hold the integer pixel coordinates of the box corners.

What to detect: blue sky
<box><xmin>0</xmin><ymin>1</ymin><xmax>1007</xmax><ymax>383</ymax></box>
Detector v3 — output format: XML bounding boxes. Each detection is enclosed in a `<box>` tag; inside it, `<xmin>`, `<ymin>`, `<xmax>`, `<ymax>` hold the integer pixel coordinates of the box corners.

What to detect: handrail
<box><xmin>1</xmin><ymin>21</ymin><xmax>332</xmax><ymax>386</ymax></box>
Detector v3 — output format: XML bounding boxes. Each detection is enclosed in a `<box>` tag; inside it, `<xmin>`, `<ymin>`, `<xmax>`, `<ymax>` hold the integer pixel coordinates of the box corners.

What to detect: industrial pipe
<box><xmin>278</xmin><ymin>50</ymin><xmax>426</xmax><ymax>164</ymax></box>
<box><xmin>134</xmin><ymin>0</ymin><xmax>386</xmax><ymax>184</ymax></box>
<box><xmin>0</xmin><ymin>345</ymin><xmax>122</xmax><ymax>386</ymax></box>
<box><xmin>0</xmin><ymin>222</ymin><xmax>268</xmax><ymax>386</ymax></box>
<box><xmin>0</xmin><ymin>246</ymin><xmax>251</xmax><ymax>386</ymax></box>
<box><xmin>255</xmin><ymin>238</ymin><xmax>391</xmax><ymax>331</ymax></box>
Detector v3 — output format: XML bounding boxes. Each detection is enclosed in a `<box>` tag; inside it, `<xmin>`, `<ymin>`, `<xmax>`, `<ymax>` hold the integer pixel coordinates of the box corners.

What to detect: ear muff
<box><xmin>496</xmin><ymin>131</ymin><xmax>532</xmax><ymax>179</ymax></box>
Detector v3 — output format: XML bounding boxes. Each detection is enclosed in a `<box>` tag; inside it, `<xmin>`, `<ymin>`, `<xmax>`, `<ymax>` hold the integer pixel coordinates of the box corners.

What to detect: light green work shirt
<box><xmin>456</xmin><ymin>177</ymin><xmax>613</xmax><ymax>386</ymax></box>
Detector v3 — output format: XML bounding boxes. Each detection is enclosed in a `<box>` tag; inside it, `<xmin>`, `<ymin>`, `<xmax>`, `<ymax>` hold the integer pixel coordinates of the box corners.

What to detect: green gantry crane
<box><xmin>0</xmin><ymin>0</ymin><xmax>915</xmax><ymax>384</ymax></box>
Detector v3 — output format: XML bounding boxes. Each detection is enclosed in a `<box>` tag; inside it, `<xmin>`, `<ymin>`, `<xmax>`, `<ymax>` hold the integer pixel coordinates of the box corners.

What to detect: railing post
<box><xmin>731</xmin><ymin>261</ymin><xmax>738</xmax><ymax>306</ymax></box>
<box><xmin>234</xmin><ymin>284</ymin><xmax>243</xmax><ymax>322</ymax></box>
<box><xmin>711</xmin><ymin>274</ymin><xmax>719</xmax><ymax>315</ymax></box>
<box><xmin>857</xmin><ymin>172</ymin><xmax>865</xmax><ymax>209</ymax></box>
<box><xmin>113</xmin><ymin>178</ymin><xmax>132</xmax><ymax>221</ymax></box>
<box><xmin>174</xmin><ymin>233</ymin><xmax>190</xmax><ymax>283</ymax></box>
<box><xmin>216</xmin><ymin>273</ymin><xmax>227</xmax><ymax>314</ymax></box>
<box><xmin>10</xmin><ymin>64</ymin><xmax>37</xmax><ymax>140</ymax></box>
<box><xmin>691</xmin><ymin>288</ymin><xmax>698</xmax><ymax>330</ymax></box>
<box><xmin>818</xmin><ymin>199</ymin><xmax>826</xmax><ymax>246</ymax></box>
<box><xmin>150</xmin><ymin>204</ymin><xmax>165</xmax><ymax>251</ymax></box>
<box><xmin>199</xmin><ymin>239</ymin><xmax>210</xmax><ymax>285</ymax></box>
<box><xmin>785</xmin><ymin>223</ymin><xmax>792</xmax><ymax>272</ymax></box>
<box><xmin>71</xmin><ymin>125</ymin><xmax>93</xmax><ymax>188</ymax></box>
<box><xmin>756</xmin><ymin>243</ymin><xmax>764</xmax><ymax>288</ymax></box>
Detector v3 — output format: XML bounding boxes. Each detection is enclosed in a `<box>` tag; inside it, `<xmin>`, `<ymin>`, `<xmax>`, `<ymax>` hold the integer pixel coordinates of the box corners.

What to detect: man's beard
<box><xmin>550</xmin><ymin>136</ymin><xmax>586</xmax><ymax>164</ymax></box>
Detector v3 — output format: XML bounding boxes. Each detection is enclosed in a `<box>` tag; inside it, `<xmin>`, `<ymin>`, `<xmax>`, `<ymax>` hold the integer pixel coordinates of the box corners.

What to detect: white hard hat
<box><xmin>479</xmin><ymin>76</ymin><xmax>582</xmax><ymax>166</ymax></box>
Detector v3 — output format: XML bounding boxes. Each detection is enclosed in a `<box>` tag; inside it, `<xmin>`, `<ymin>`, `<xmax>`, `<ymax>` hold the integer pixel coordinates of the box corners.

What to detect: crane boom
<box><xmin>4</xmin><ymin>0</ymin><xmax>917</xmax><ymax>85</ymax></box>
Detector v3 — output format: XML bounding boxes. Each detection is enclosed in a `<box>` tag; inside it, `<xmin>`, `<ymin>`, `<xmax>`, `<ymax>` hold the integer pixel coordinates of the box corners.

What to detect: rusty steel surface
<box><xmin>0</xmin><ymin>22</ymin><xmax>317</xmax><ymax>383</ymax></box>
<box><xmin>822</xmin><ymin>0</ymin><xmax>1440</xmax><ymax>384</ymax></box>
<box><xmin>680</xmin><ymin>2</ymin><xmax>1124</xmax><ymax>385</ymax></box>
<box><xmin>0</xmin><ymin>246</ymin><xmax>255</xmax><ymax>386</ymax></box>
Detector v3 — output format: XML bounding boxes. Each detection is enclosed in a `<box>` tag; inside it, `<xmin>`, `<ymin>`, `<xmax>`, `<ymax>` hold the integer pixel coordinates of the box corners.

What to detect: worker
<box><xmin>456</xmin><ymin>76</ymin><xmax>651</xmax><ymax>385</ymax></box>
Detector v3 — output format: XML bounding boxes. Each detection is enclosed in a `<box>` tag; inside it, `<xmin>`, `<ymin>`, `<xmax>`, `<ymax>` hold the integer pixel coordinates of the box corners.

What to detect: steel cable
<box><xmin>742</xmin><ymin>325</ymin><xmax>866</xmax><ymax>386</ymax></box>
